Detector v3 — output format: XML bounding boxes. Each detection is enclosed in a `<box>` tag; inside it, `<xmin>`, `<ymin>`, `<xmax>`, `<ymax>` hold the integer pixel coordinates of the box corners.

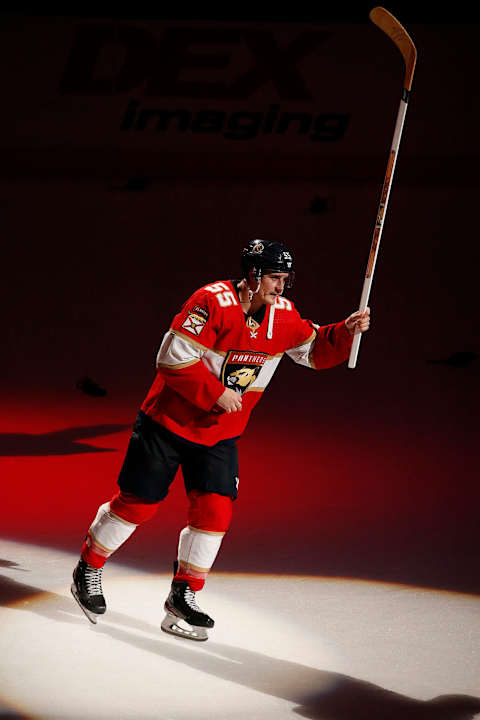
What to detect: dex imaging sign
<box><xmin>60</xmin><ymin>22</ymin><xmax>350</xmax><ymax>143</ymax></box>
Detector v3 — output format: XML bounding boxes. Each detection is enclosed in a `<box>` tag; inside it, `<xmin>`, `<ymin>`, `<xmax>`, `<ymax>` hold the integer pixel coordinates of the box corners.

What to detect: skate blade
<box><xmin>70</xmin><ymin>584</ymin><xmax>99</xmax><ymax>625</ymax></box>
<box><xmin>161</xmin><ymin>611</ymin><xmax>208</xmax><ymax>642</ymax></box>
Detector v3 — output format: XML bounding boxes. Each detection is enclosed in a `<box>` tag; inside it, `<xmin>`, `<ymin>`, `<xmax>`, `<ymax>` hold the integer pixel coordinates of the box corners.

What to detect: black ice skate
<box><xmin>71</xmin><ymin>559</ymin><xmax>106</xmax><ymax>624</ymax></box>
<box><xmin>161</xmin><ymin>579</ymin><xmax>214</xmax><ymax>642</ymax></box>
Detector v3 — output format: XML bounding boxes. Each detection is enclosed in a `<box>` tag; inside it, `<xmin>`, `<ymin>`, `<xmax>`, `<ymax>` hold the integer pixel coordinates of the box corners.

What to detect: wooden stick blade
<box><xmin>369</xmin><ymin>6</ymin><xmax>417</xmax><ymax>90</ymax></box>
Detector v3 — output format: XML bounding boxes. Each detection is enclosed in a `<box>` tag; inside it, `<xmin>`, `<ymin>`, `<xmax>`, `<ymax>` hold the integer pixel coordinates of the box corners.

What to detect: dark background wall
<box><xmin>1</xmin><ymin>4</ymin><xmax>479</xmax><ymax>594</ymax></box>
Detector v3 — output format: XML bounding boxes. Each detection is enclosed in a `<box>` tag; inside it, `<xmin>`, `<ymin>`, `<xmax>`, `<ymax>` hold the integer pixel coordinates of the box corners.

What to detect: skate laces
<box><xmin>84</xmin><ymin>565</ymin><xmax>103</xmax><ymax>596</ymax></box>
<box><xmin>184</xmin><ymin>586</ymin><xmax>201</xmax><ymax>611</ymax></box>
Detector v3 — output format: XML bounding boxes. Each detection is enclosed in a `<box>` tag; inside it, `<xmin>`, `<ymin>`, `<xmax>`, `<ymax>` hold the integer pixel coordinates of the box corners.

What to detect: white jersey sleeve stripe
<box><xmin>170</xmin><ymin>329</ymin><xmax>212</xmax><ymax>353</ymax></box>
<box><xmin>285</xmin><ymin>332</ymin><xmax>316</xmax><ymax>368</ymax></box>
<box><xmin>156</xmin><ymin>331</ymin><xmax>204</xmax><ymax>368</ymax></box>
<box><xmin>202</xmin><ymin>348</ymin><xmax>224</xmax><ymax>378</ymax></box>
<box><xmin>156</xmin><ymin>359</ymin><xmax>200</xmax><ymax>370</ymax></box>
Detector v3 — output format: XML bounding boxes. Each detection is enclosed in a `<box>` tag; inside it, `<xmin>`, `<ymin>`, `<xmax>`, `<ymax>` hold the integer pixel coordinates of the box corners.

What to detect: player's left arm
<box><xmin>345</xmin><ymin>307</ymin><xmax>371</xmax><ymax>336</ymax></box>
<box><xmin>311</xmin><ymin>308</ymin><xmax>370</xmax><ymax>369</ymax></box>
<box><xmin>286</xmin><ymin>305</ymin><xmax>371</xmax><ymax>370</ymax></box>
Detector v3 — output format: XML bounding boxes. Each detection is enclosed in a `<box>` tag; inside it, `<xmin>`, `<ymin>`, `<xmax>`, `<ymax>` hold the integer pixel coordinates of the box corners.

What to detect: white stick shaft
<box><xmin>348</xmin><ymin>94</ymin><xmax>409</xmax><ymax>369</ymax></box>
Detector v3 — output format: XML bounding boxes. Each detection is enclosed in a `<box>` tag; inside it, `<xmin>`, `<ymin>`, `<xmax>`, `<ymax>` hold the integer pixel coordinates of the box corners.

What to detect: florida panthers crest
<box><xmin>221</xmin><ymin>351</ymin><xmax>268</xmax><ymax>395</ymax></box>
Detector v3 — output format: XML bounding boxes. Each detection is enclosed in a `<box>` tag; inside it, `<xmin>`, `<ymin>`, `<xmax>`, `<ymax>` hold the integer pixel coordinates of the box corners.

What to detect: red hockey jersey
<box><xmin>141</xmin><ymin>280</ymin><xmax>353</xmax><ymax>445</ymax></box>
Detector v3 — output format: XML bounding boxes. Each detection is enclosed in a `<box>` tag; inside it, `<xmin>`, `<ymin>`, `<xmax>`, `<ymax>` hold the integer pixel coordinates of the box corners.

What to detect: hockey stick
<box><xmin>348</xmin><ymin>6</ymin><xmax>417</xmax><ymax>368</ymax></box>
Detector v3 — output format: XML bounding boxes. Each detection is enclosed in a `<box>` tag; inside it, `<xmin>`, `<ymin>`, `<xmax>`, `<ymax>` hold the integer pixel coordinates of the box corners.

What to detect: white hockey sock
<box><xmin>177</xmin><ymin>526</ymin><xmax>224</xmax><ymax>586</ymax></box>
<box><xmin>85</xmin><ymin>502</ymin><xmax>137</xmax><ymax>562</ymax></box>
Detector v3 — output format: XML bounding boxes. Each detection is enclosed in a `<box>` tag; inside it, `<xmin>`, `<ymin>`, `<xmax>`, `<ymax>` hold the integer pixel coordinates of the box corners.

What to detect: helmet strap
<box><xmin>250</xmin><ymin>276</ymin><xmax>261</xmax><ymax>300</ymax></box>
<box><xmin>242</xmin><ymin>275</ymin><xmax>261</xmax><ymax>302</ymax></box>
<box><xmin>249</xmin><ymin>283</ymin><xmax>261</xmax><ymax>301</ymax></box>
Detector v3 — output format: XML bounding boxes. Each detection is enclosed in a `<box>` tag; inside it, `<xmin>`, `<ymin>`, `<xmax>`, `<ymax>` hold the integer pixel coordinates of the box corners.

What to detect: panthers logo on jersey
<box><xmin>221</xmin><ymin>351</ymin><xmax>268</xmax><ymax>395</ymax></box>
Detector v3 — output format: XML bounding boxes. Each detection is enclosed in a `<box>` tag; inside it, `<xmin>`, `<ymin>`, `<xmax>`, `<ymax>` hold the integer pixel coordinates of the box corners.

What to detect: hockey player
<box><xmin>71</xmin><ymin>239</ymin><xmax>370</xmax><ymax>640</ymax></box>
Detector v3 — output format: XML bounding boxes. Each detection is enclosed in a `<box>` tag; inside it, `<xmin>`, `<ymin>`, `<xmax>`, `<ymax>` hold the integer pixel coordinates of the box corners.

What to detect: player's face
<box><xmin>258</xmin><ymin>272</ymin><xmax>289</xmax><ymax>305</ymax></box>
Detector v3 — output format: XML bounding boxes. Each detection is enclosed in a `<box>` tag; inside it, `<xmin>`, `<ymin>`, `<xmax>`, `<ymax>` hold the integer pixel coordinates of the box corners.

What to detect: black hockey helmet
<box><xmin>241</xmin><ymin>239</ymin><xmax>295</xmax><ymax>287</ymax></box>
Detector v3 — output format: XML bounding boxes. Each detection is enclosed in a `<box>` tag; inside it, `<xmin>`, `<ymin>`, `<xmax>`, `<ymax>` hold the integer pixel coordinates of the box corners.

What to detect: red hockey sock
<box><xmin>109</xmin><ymin>491</ymin><xmax>160</xmax><ymax>524</ymax></box>
<box><xmin>81</xmin><ymin>539</ymin><xmax>107</xmax><ymax>569</ymax></box>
